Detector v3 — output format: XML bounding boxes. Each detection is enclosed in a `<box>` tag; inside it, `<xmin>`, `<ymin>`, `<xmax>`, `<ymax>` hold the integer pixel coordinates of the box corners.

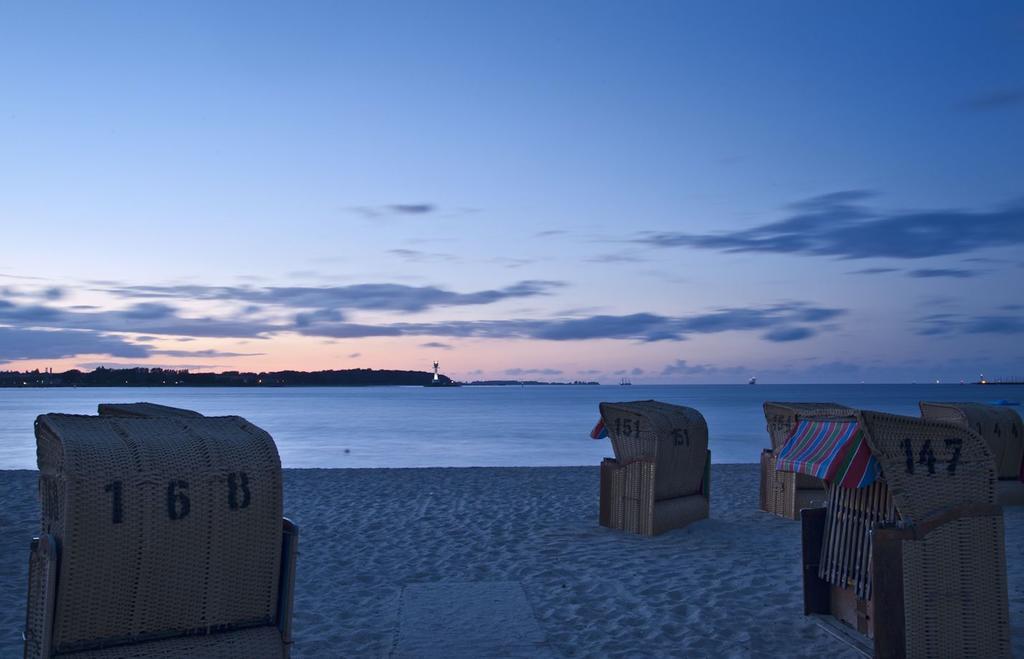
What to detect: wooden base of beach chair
<box><xmin>652</xmin><ymin>494</ymin><xmax>708</xmax><ymax>535</ymax></box>
<box><xmin>802</xmin><ymin>503</ymin><xmax>1007</xmax><ymax>658</ymax></box>
<box><xmin>599</xmin><ymin>451</ymin><xmax>710</xmax><ymax>536</ymax></box>
<box><xmin>760</xmin><ymin>449</ymin><xmax>827</xmax><ymax>520</ymax></box>
<box><xmin>996</xmin><ymin>479</ymin><xmax>1024</xmax><ymax>506</ymax></box>
<box><xmin>24</xmin><ymin>519</ymin><xmax>299</xmax><ymax>658</ymax></box>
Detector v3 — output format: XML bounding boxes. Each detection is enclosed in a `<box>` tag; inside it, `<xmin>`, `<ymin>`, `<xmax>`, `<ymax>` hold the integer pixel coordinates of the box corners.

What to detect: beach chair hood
<box><xmin>919</xmin><ymin>401</ymin><xmax>1023</xmax><ymax>480</ymax></box>
<box><xmin>598</xmin><ymin>400</ymin><xmax>708</xmax><ymax>500</ymax></box>
<box><xmin>32</xmin><ymin>413</ymin><xmax>284</xmax><ymax>655</ymax></box>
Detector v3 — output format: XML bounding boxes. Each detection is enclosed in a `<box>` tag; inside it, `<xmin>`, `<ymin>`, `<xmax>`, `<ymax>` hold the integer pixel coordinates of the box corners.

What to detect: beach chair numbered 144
<box><xmin>24</xmin><ymin>404</ymin><xmax>299</xmax><ymax>659</ymax></box>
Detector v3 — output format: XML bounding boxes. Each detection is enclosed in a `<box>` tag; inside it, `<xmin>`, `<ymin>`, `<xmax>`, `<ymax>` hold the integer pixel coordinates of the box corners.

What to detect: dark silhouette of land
<box><xmin>0</xmin><ymin>366</ymin><xmax>453</xmax><ymax>387</ymax></box>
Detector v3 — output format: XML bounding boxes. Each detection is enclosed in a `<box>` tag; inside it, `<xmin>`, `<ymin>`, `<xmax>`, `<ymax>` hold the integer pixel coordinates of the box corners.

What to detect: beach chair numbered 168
<box><xmin>24</xmin><ymin>405</ymin><xmax>299</xmax><ymax>659</ymax></box>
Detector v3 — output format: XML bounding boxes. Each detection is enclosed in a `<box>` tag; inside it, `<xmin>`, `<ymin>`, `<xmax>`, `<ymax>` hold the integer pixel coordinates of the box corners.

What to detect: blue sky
<box><xmin>1</xmin><ymin>1</ymin><xmax>1022</xmax><ymax>382</ymax></box>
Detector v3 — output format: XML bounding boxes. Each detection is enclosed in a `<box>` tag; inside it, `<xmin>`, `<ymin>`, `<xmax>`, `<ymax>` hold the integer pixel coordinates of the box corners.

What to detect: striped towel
<box><xmin>590</xmin><ymin>418</ymin><xmax>608</xmax><ymax>439</ymax></box>
<box><xmin>776</xmin><ymin>419</ymin><xmax>879</xmax><ymax>488</ymax></box>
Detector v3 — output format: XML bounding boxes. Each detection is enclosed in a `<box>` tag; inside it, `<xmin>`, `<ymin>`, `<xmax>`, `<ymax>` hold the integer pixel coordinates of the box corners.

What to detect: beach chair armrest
<box><xmin>277</xmin><ymin>518</ymin><xmax>299</xmax><ymax>652</ymax></box>
<box><xmin>874</xmin><ymin>502</ymin><xmax>1002</xmax><ymax>543</ymax></box>
<box><xmin>24</xmin><ymin>535</ymin><xmax>59</xmax><ymax>659</ymax></box>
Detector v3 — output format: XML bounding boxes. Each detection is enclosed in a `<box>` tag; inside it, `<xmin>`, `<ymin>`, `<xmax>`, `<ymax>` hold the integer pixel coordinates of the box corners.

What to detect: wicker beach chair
<box><xmin>596</xmin><ymin>400</ymin><xmax>710</xmax><ymax>536</ymax></box>
<box><xmin>23</xmin><ymin>408</ymin><xmax>299</xmax><ymax>658</ymax></box>
<box><xmin>760</xmin><ymin>402</ymin><xmax>855</xmax><ymax>520</ymax></box>
<box><xmin>785</xmin><ymin>410</ymin><xmax>1009</xmax><ymax>658</ymax></box>
<box><xmin>919</xmin><ymin>401</ymin><xmax>1024</xmax><ymax>505</ymax></box>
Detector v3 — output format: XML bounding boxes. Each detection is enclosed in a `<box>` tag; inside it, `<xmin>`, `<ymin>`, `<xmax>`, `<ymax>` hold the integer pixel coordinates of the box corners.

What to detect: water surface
<box><xmin>0</xmin><ymin>384</ymin><xmax>1019</xmax><ymax>469</ymax></box>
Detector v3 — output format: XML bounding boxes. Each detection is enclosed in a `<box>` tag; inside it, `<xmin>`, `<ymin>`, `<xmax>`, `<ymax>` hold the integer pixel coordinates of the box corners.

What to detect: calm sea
<box><xmin>0</xmin><ymin>384</ymin><xmax>1020</xmax><ymax>470</ymax></box>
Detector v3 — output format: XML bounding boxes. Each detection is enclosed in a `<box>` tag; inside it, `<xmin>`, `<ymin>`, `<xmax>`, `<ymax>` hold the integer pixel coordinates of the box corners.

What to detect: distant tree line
<box><xmin>0</xmin><ymin>366</ymin><xmax>451</xmax><ymax>387</ymax></box>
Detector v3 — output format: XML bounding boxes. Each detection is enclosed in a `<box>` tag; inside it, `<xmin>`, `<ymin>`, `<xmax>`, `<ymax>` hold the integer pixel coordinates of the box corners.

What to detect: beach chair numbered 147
<box><xmin>24</xmin><ymin>404</ymin><xmax>299</xmax><ymax>658</ymax></box>
<box><xmin>777</xmin><ymin>410</ymin><xmax>1010</xmax><ymax>658</ymax></box>
<box><xmin>919</xmin><ymin>401</ymin><xmax>1024</xmax><ymax>506</ymax></box>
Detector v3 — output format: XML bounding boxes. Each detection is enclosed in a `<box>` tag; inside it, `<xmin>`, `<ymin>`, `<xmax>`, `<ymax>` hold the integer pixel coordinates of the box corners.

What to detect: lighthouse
<box><xmin>432</xmin><ymin>361</ymin><xmax>440</xmax><ymax>384</ymax></box>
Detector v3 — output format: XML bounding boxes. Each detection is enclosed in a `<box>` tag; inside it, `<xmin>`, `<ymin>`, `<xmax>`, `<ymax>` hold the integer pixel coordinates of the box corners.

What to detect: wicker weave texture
<box><xmin>24</xmin><ymin>540</ymin><xmax>51</xmax><ymax>659</ymax></box>
<box><xmin>859</xmin><ymin>410</ymin><xmax>996</xmax><ymax>520</ymax></box>
<box><xmin>97</xmin><ymin>403</ymin><xmax>203</xmax><ymax>418</ymax></box>
<box><xmin>33</xmin><ymin>414</ymin><xmax>284</xmax><ymax>655</ymax></box>
<box><xmin>901</xmin><ymin>515</ymin><xmax>1010</xmax><ymax>658</ymax></box>
<box><xmin>857</xmin><ymin>410</ymin><xmax>1009</xmax><ymax>658</ymax></box>
<box><xmin>598</xmin><ymin>400</ymin><xmax>708</xmax><ymax>500</ymax></box>
<box><xmin>919</xmin><ymin>401</ymin><xmax>1023</xmax><ymax>480</ymax></box>
<box><xmin>58</xmin><ymin>625</ymin><xmax>286</xmax><ymax>658</ymax></box>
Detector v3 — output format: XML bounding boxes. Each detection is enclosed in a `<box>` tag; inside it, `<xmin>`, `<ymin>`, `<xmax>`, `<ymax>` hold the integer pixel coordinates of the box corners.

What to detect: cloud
<box><xmin>961</xmin><ymin>89</ymin><xmax>1024</xmax><ymax>111</ymax></box>
<box><xmin>907</xmin><ymin>268</ymin><xmax>977</xmax><ymax>279</ymax></box>
<box><xmin>294</xmin><ymin>303</ymin><xmax>843</xmax><ymax>342</ymax></box>
<box><xmin>578</xmin><ymin>369</ymin><xmax>602</xmax><ymax>375</ymax></box>
<box><xmin>848</xmin><ymin>268</ymin><xmax>900</xmax><ymax>275</ymax></box>
<box><xmin>489</xmin><ymin>257</ymin><xmax>537</xmax><ymax>269</ymax></box>
<box><xmin>504</xmin><ymin>368</ymin><xmax>563</xmax><ymax>376</ymax></box>
<box><xmin>660</xmin><ymin>359</ymin><xmax>747</xmax><ymax>377</ymax></box>
<box><xmin>631</xmin><ymin>367</ymin><xmax>645</xmax><ymax>375</ymax></box>
<box><xmin>0</xmin><ymin>328</ymin><xmax>150</xmax><ymax>362</ymax></box>
<box><xmin>349</xmin><ymin>203</ymin><xmax>436</xmax><ymax>218</ymax></box>
<box><xmin>0</xmin><ymin>302</ymin><xmax>277</xmax><ymax>338</ymax></box>
<box><xmin>534</xmin><ymin>230</ymin><xmax>566</xmax><ymax>238</ymax></box>
<box><xmin>916</xmin><ymin>313</ymin><xmax>1024</xmax><ymax>336</ymax></box>
<box><xmin>103</xmin><ymin>281</ymin><xmax>563</xmax><ymax>313</ymax></box>
<box><xmin>762</xmin><ymin>326</ymin><xmax>816</xmax><ymax>342</ymax></box>
<box><xmin>348</xmin><ymin>352</ymin><xmax>361</xmax><ymax>358</ymax></box>
<box><xmin>152</xmin><ymin>349</ymin><xmax>264</xmax><ymax>358</ymax></box>
<box><xmin>388</xmin><ymin>249</ymin><xmax>459</xmax><ymax>263</ymax></box>
<box><xmin>390</xmin><ymin>204</ymin><xmax>434</xmax><ymax>214</ymax></box>
<box><xmin>585</xmin><ymin>252</ymin><xmax>648</xmax><ymax>264</ymax></box>
<box><xmin>632</xmin><ymin>191</ymin><xmax>1024</xmax><ymax>259</ymax></box>
<box><xmin>420</xmin><ymin>341</ymin><xmax>454</xmax><ymax>350</ymax></box>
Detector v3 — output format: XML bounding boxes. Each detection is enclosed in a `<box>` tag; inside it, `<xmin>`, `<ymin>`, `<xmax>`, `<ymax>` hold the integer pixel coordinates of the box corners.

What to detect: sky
<box><xmin>0</xmin><ymin>1</ymin><xmax>1022</xmax><ymax>383</ymax></box>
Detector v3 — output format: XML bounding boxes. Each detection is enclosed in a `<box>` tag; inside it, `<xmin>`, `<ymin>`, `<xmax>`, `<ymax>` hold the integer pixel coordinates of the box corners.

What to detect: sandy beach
<box><xmin>2</xmin><ymin>464</ymin><xmax>1022</xmax><ymax>657</ymax></box>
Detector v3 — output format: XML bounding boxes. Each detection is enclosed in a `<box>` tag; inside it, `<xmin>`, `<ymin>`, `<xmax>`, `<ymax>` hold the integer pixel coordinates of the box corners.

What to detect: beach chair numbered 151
<box><xmin>24</xmin><ymin>405</ymin><xmax>299</xmax><ymax>659</ymax></box>
<box><xmin>777</xmin><ymin>410</ymin><xmax>1010</xmax><ymax>658</ymax></box>
<box><xmin>593</xmin><ymin>400</ymin><xmax>710</xmax><ymax>536</ymax></box>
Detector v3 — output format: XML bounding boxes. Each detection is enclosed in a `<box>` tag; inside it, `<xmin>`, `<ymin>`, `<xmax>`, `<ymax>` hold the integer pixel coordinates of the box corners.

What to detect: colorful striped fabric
<box><xmin>775</xmin><ymin>419</ymin><xmax>879</xmax><ymax>488</ymax></box>
<box><xmin>590</xmin><ymin>418</ymin><xmax>608</xmax><ymax>439</ymax></box>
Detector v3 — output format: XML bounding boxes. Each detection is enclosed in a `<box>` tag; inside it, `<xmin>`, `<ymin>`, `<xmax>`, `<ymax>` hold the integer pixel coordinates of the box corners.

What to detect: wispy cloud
<box><xmin>632</xmin><ymin>191</ymin><xmax>1024</xmax><ymax>259</ymax></box>
<box><xmin>505</xmin><ymin>368</ymin><xmax>563</xmax><ymax>376</ymax></box>
<box><xmin>349</xmin><ymin>203</ymin><xmax>436</xmax><ymax>219</ymax></box>
<box><xmin>0</xmin><ymin>327</ymin><xmax>150</xmax><ymax>362</ymax></box>
<box><xmin>152</xmin><ymin>349</ymin><xmax>264</xmax><ymax>358</ymax></box>
<box><xmin>102</xmin><ymin>280</ymin><xmax>563</xmax><ymax>314</ymax></box>
<box><xmin>293</xmin><ymin>303</ymin><xmax>844</xmax><ymax>342</ymax></box>
<box><xmin>906</xmin><ymin>268</ymin><xmax>977</xmax><ymax>279</ymax></box>
<box><xmin>916</xmin><ymin>313</ymin><xmax>1024</xmax><ymax>336</ymax></box>
<box><xmin>660</xmin><ymin>359</ymin><xmax>746</xmax><ymax>377</ymax></box>
<box><xmin>388</xmin><ymin>249</ymin><xmax>460</xmax><ymax>263</ymax></box>
<box><xmin>847</xmin><ymin>267</ymin><xmax>900</xmax><ymax>275</ymax></box>
<box><xmin>420</xmin><ymin>341</ymin><xmax>454</xmax><ymax>350</ymax></box>
<box><xmin>960</xmin><ymin>88</ymin><xmax>1024</xmax><ymax>111</ymax></box>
